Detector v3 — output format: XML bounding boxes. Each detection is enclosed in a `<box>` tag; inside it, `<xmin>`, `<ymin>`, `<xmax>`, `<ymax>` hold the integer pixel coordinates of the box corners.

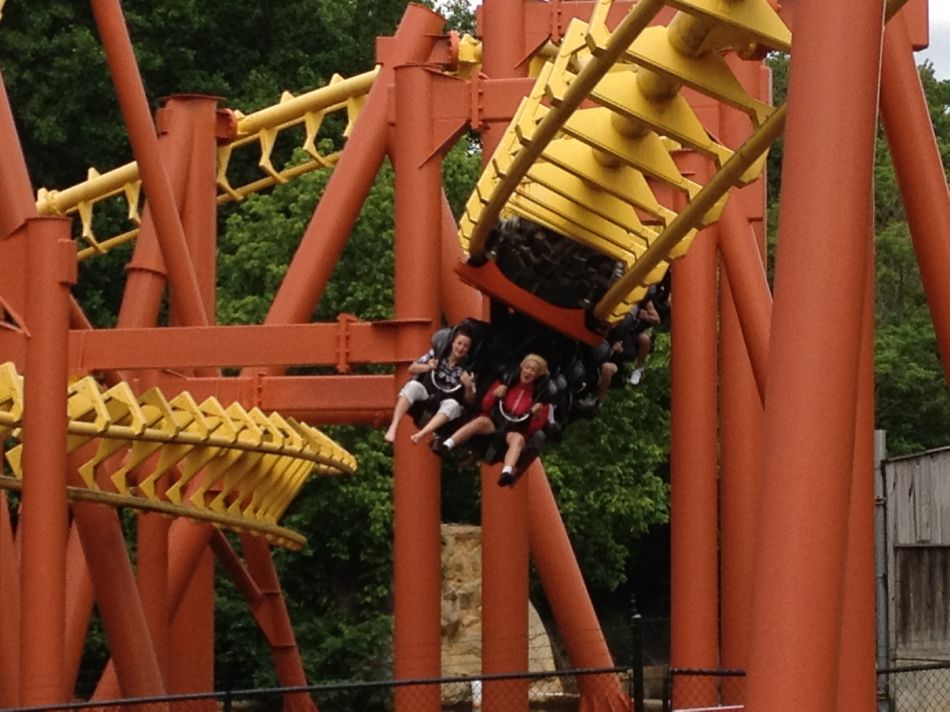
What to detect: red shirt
<box><xmin>481</xmin><ymin>379</ymin><xmax>550</xmax><ymax>438</ymax></box>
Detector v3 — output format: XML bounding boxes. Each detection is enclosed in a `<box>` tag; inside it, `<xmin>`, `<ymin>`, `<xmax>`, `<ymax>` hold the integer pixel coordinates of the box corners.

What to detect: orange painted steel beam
<box><xmin>478</xmin><ymin>7</ymin><xmax>530</xmax><ymax>708</ymax></box>
<box><xmin>455</xmin><ymin>260</ymin><xmax>603</xmax><ymax>346</ymax></box>
<box><xmin>264</xmin><ymin>4</ymin><xmax>445</xmax><ymax>330</ymax></box>
<box><xmin>717</xmin><ymin>57</ymin><xmax>769</xmax><ymax>682</ymax></box>
<box><xmin>0</xmin><ymin>70</ymin><xmax>35</xmax><ymax>338</ymax></box>
<box><xmin>391</xmin><ymin>63</ymin><xmax>444</xmax><ymax>712</ymax></box>
<box><xmin>717</xmin><ymin>194</ymin><xmax>771</xmax><ymax>402</ymax></box>
<box><xmin>70</xmin><ymin>486</ymin><xmax>166</xmax><ymax>699</ymax></box>
<box><xmin>19</xmin><ymin>218</ymin><xmax>74</xmax><ymax>706</ymax></box>
<box><xmin>90</xmin><ymin>0</ymin><xmax>210</xmax><ymax>329</ymax></box>
<box><xmin>481</xmin><ymin>465</ymin><xmax>530</xmax><ymax>712</ymax></box>
<box><xmin>0</xmin><ymin>491</ymin><xmax>20</xmax><ymax>706</ymax></box>
<box><xmin>836</xmin><ymin>226</ymin><xmax>877</xmax><ymax>711</ymax></box>
<box><xmin>718</xmin><ymin>270</ymin><xmax>764</xmax><ymax>683</ymax></box>
<box><xmin>239</xmin><ymin>534</ymin><xmax>316</xmax><ymax>712</ymax></box>
<box><xmin>881</xmin><ymin>13</ymin><xmax>950</xmax><ymax>383</ymax></box>
<box><xmin>669</xmin><ymin>156</ymin><xmax>719</xmax><ymax>707</ymax></box>
<box><xmin>527</xmin><ymin>462</ymin><xmax>628</xmax><ymax>709</ymax></box>
<box><xmin>440</xmin><ymin>194</ymin><xmax>486</xmax><ymax>321</ymax></box>
<box><xmin>66</xmin><ymin>320</ymin><xmax>430</xmax><ymax>372</ymax></box>
<box><xmin>744</xmin><ymin>0</ymin><xmax>885</xmax><ymax>708</ymax></box>
<box><xmin>389</xmin><ymin>64</ymin><xmax>445</xmax><ymax>712</ymax></box>
<box><xmin>63</xmin><ymin>527</ymin><xmax>95</xmax><ymax>696</ymax></box>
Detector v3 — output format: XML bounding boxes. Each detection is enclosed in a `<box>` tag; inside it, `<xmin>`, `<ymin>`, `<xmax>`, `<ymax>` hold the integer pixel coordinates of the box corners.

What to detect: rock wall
<box><xmin>440</xmin><ymin>523</ymin><xmax>558</xmax><ymax>676</ymax></box>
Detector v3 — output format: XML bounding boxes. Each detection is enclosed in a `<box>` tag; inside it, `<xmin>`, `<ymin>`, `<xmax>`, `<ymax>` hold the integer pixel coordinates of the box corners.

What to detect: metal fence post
<box><xmin>632</xmin><ymin>605</ymin><xmax>645</xmax><ymax>712</ymax></box>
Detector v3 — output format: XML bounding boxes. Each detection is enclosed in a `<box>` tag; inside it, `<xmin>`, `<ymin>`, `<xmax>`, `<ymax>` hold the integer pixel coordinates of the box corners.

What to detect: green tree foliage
<box><xmin>873</xmin><ymin>64</ymin><xmax>950</xmax><ymax>454</ymax></box>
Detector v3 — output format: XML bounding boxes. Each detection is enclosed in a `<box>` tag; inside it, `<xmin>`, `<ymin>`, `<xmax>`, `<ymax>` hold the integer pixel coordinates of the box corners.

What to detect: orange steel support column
<box><xmin>167</xmin><ymin>95</ymin><xmax>220</xmax><ymax>321</ymax></box>
<box><xmin>168</xmin><ymin>548</ymin><xmax>215</xmax><ymax>703</ymax></box>
<box><xmin>0</xmin><ymin>490</ymin><xmax>20</xmax><ymax>706</ymax></box>
<box><xmin>836</xmin><ymin>225</ymin><xmax>877</xmax><ymax>711</ymax></box>
<box><xmin>479</xmin><ymin>0</ymin><xmax>527</xmax><ymax>155</ymax></box>
<box><xmin>718</xmin><ymin>238</ymin><xmax>766</xmax><ymax>681</ymax></box>
<box><xmin>70</xmin><ymin>484</ymin><xmax>166</xmax><ymax>699</ymax></box>
<box><xmin>670</xmin><ymin>161</ymin><xmax>719</xmax><ymax>705</ymax></box>
<box><xmin>0</xmin><ymin>72</ymin><xmax>35</xmax><ymax>239</ymax></box>
<box><xmin>19</xmin><ymin>217</ymin><xmax>74</xmax><ymax>705</ymax></box>
<box><xmin>265</xmin><ymin>5</ymin><xmax>444</xmax><ymax>326</ymax></box>
<box><xmin>392</xmin><ymin>64</ymin><xmax>443</xmax><ymax>711</ymax></box>
<box><xmin>716</xmin><ymin>197</ymin><xmax>771</xmax><ymax>401</ymax></box>
<box><xmin>881</xmin><ymin>14</ymin><xmax>950</xmax><ymax>381</ymax></box>
<box><xmin>481</xmin><ymin>467</ymin><xmax>530</xmax><ymax>711</ymax></box>
<box><xmin>63</xmin><ymin>527</ymin><xmax>95</xmax><ymax>695</ymax></box>
<box><xmin>527</xmin><ymin>463</ymin><xmax>628</xmax><ymax>709</ymax></box>
<box><xmin>161</xmin><ymin>94</ymin><xmax>221</xmax><ymax>692</ymax></box>
<box><xmin>718</xmin><ymin>52</ymin><xmax>770</xmax><ymax>676</ymax></box>
<box><xmin>239</xmin><ymin>533</ymin><xmax>315</xmax><ymax>712</ymax></box>
<box><xmin>90</xmin><ymin>0</ymin><xmax>209</xmax><ymax>328</ymax></box>
<box><xmin>441</xmin><ymin>195</ymin><xmax>485</xmax><ymax>321</ymax></box>
<box><xmin>744</xmin><ymin>0</ymin><xmax>884</xmax><ymax>708</ymax></box>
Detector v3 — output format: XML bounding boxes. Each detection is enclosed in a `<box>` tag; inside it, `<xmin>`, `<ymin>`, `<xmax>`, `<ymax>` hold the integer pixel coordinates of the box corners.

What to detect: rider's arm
<box><xmin>461</xmin><ymin>371</ymin><xmax>476</xmax><ymax>403</ymax></box>
<box><xmin>407</xmin><ymin>349</ymin><xmax>438</xmax><ymax>375</ymax></box>
<box><xmin>525</xmin><ymin>403</ymin><xmax>551</xmax><ymax>439</ymax></box>
<box><xmin>481</xmin><ymin>380</ymin><xmax>504</xmax><ymax>413</ymax></box>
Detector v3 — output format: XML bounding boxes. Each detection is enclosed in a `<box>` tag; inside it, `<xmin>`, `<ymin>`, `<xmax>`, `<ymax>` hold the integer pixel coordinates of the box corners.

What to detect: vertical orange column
<box><xmin>670</xmin><ymin>157</ymin><xmax>719</xmax><ymax>704</ymax></box>
<box><xmin>718</xmin><ymin>214</ymin><xmax>766</xmax><ymax>683</ymax></box>
<box><xmin>19</xmin><ymin>217</ymin><xmax>74</xmax><ymax>705</ymax></box>
<box><xmin>71</xmin><ymin>490</ymin><xmax>166</xmax><ymax>700</ymax></box>
<box><xmin>744</xmin><ymin>0</ymin><xmax>884</xmax><ymax>709</ymax></box>
<box><xmin>161</xmin><ymin>95</ymin><xmax>222</xmax><ymax>693</ymax></box>
<box><xmin>527</xmin><ymin>463</ymin><xmax>628</xmax><ymax>709</ymax></box>
<box><xmin>718</xmin><ymin>54</ymin><xmax>770</xmax><ymax>683</ymax></box>
<box><xmin>63</xmin><ymin>527</ymin><xmax>95</xmax><ymax>694</ymax></box>
<box><xmin>392</xmin><ymin>64</ymin><xmax>443</xmax><ymax>711</ymax></box>
<box><xmin>478</xmin><ymin>6</ymin><xmax>531</xmax><ymax>705</ymax></box>
<box><xmin>481</xmin><ymin>467</ymin><xmax>530</xmax><ymax>711</ymax></box>
<box><xmin>836</xmin><ymin>221</ymin><xmax>877</xmax><ymax>710</ymax></box>
<box><xmin>0</xmin><ymin>490</ymin><xmax>20</xmax><ymax>706</ymax></box>
<box><xmin>479</xmin><ymin>0</ymin><xmax>527</xmax><ymax>155</ymax></box>
<box><xmin>881</xmin><ymin>14</ymin><xmax>950</xmax><ymax>381</ymax></box>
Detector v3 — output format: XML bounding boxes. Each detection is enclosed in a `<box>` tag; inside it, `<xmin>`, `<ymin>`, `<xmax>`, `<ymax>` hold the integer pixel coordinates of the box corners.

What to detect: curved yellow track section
<box><xmin>35</xmin><ymin>69</ymin><xmax>379</xmax><ymax>261</ymax></box>
<box><xmin>458</xmin><ymin>0</ymin><xmax>791</xmax><ymax>325</ymax></box>
<box><xmin>0</xmin><ymin>363</ymin><xmax>356</xmax><ymax>550</ymax></box>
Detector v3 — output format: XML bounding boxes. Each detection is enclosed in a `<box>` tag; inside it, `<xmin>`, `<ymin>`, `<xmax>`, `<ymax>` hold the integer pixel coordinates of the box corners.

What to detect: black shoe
<box><xmin>429</xmin><ymin>436</ymin><xmax>442</xmax><ymax>454</ymax></box>
<box><xmin>497</xmin><ymin>471</ymin><xmax>515</xmax><ymax>487</ymax></box>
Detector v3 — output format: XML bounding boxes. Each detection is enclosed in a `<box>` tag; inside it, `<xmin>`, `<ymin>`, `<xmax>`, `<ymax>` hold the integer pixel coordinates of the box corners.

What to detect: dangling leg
<box><xmin>498</xmin><ymin>431</ymin><xmax>527</xmax><ymax>486</ymax></box>
<box><xmin>442</xmin><ymin>415</ymin><xmax>495</xmax><ymax>451</ymax></box>
<box><xmin>385</xmin><ymin>381</ymin><xmax>427</xmax><ymax>442</ymax></box>
<box><xmin>411</xmin><ymin>398</ymin><xmax>463</xmax><ymax>444</ymax></box>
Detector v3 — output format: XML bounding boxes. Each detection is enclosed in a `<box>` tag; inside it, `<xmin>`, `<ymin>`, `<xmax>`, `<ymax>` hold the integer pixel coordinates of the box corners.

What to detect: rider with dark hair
<box><xmin>384</xmin><ymin>325</ymin><xmax>477</xmax><ymax>444</ymax></box>
<box><xmin>438</xmin><ymin>353</ymin><xmax>551</xmax><ymax>486</ymax></box>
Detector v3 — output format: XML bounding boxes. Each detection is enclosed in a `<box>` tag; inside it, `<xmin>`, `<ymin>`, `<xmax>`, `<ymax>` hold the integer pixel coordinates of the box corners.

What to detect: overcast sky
<box><xmin>917</xmin><ymin>5</ymin><xmax>950</xmax><ymax>78</ymax></box>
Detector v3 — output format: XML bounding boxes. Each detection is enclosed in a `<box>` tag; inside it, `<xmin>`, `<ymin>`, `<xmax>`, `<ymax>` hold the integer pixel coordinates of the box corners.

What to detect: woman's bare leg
<box><xmin>384</xmin><ymin>395</ymin><xmax>413</xmax><ymax>443</ymax></box>
<box><xmin>410</xmin><ymin>412</ymin><xmax>449</xmax><ymax>443</ymax></box>
<box><xmin>445</xmin><ymin>415</ymin><xmax>495</xmax><ymax>448</ymax></box>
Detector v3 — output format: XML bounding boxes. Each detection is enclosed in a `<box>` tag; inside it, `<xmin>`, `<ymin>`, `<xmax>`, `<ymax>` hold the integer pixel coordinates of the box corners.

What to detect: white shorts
<box><xmin>398</xmin><ymin>380</ymin><xmax>463</xmax><ymax>420</ymax></box>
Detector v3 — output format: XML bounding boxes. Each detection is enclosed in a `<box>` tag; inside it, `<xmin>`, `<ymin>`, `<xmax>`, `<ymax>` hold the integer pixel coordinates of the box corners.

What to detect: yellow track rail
<box><xmin>35</xmin><ymin>69</ymin><xmax>379</xmax><ymax>261</ymax></box>
<box><xmin>0</xmin><ymin>363</ymin><xmax>356</xmax><ymax>550</ymax></box>
<box><xmin>459</xmin><ymin>0</ymin><xmax>791</xmax><ymax>324</ymax></box>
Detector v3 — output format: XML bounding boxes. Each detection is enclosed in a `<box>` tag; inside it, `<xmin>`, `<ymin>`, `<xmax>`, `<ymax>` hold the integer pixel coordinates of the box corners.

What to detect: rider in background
<box><xmin>439</xmin><ymin>353</ymin><xmax>551</xmax><ymax>486</ymax></box>
<box><xmin>384</xmin><ymin>326</ymin><xmax>476</xmax><ymax>444</ymax></box>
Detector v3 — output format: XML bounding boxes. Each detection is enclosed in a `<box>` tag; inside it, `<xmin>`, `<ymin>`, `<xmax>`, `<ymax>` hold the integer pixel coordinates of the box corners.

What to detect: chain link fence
<box><xmin>878</xmin><ymin>662</ymin><xmax>950</xmax><ymax>712</ymax></box>
<box><xmin>4</xmin><ymin>652</ymin><xmax>948</xmax><ymax>711</ymax></box>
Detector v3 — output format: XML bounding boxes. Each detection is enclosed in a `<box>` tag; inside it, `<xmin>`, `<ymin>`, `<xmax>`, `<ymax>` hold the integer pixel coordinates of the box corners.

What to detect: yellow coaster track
<box><xmin>0</xmin><ymin>363</ymin><xmax>356</xmax><ymax>550</ymax></box>
<box><xmin>459</xmin><ymin>0</ymin><xmax>791</xmax><ymax>326</ymax></box>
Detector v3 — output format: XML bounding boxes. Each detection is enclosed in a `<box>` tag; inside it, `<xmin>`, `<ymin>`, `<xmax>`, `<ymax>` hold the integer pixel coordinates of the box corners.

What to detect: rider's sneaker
<box><xmin>628</xmin><ymin>367</ymin><xmax>645</xmax><ymax>385</ymax></box>
<box><xmin>497</xmin><ymin>471</ymin><xmax>516</xmax><ymax>487</ymax></box>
